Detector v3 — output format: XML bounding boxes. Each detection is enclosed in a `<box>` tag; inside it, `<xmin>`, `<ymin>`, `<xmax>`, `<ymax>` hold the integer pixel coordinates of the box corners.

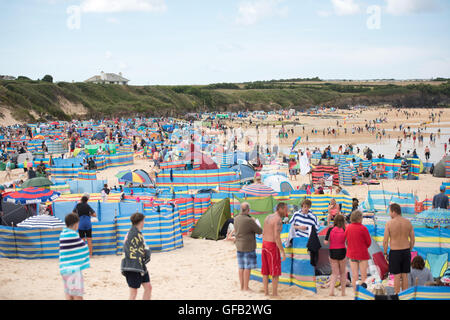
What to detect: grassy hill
<box><xmin>0</xmin><ymin>78</ymin><xmax>449</xmax><ymax>123</ymax></box>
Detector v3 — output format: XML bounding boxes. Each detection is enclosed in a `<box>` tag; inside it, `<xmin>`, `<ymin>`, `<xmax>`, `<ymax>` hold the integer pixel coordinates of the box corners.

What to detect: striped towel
<box><xmin>59</xmin><ymin>227</ymin><xmax>90</xmax><ymax>275</ymax></box>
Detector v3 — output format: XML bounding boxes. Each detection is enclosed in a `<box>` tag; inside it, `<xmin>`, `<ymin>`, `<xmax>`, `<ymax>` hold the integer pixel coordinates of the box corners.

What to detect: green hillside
<box><xmin>0</xmin><ymin>78</ymin><xmax>449</xmax><ymax>123</ymax></box>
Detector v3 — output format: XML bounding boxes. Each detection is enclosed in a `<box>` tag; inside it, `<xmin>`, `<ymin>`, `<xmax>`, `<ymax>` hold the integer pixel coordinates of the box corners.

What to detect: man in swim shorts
<box><xmin>383</xmin><ymin>203</ymin><xmax>415</xmax><ymax>294</ymax></box>
<box><xmin>261</xmin><ymin>203</ymin><xmax>287</xmax><ymax>296</ymax></box>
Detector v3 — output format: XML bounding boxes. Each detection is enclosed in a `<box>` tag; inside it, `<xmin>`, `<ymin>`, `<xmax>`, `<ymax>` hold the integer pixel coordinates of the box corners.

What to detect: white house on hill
<box><xmin>85</xmin><ymin>71</ymin><xmax>129</xmax><ymax>85</ymax></box>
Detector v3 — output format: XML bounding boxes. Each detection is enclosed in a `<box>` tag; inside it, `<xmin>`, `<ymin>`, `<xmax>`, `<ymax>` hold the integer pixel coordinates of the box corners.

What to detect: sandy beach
<box><xmin>0</xmin><ymin>107</ymin><xmax>449</xmax><ymax>301</ymax></box>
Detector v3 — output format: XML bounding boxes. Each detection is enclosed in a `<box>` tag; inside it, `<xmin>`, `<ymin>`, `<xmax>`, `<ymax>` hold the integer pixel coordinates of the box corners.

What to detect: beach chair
<box><xmin>425</xmin><ymin>253</ymin><xmax>448</xmax><ymax>279</ymax></box>
<box><xmin>324</xmin><ymin>174</ymin><xmax>334</xmax><ymax>194</ymax></box>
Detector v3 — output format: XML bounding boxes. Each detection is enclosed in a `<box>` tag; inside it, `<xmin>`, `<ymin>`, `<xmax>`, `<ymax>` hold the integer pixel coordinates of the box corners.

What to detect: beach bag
<box><xmin>415</xmin><ymin>201</ymin><xmax>424</xmax><ymax>213</ymax></box>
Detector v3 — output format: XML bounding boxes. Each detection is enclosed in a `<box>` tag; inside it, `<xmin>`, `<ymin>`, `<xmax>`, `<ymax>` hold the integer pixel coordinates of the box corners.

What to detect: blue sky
<box><xmin>0</xmin><ymin>0</ymin><xmax>449</xmax><ymax>85</ymax></box>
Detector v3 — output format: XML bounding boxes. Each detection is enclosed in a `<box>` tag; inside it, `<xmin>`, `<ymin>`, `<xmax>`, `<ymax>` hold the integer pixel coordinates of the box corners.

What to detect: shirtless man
<box><xmin>261</xmin><ymin>203</ymin><xmax>287</xmax><ymax>297</ymax></box>
<box><xmin>383</xmin><ymin>203</ymin><xmax>415</xmax><ymax>294</ymax></box>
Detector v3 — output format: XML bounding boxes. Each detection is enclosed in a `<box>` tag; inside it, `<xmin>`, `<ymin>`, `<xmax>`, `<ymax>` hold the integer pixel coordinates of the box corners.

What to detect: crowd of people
<box><xmin>229</xmin><ymin>196</ymin><xmax>445</xmax><ymax>298</ymax></box>
<box><xmin>0</xmin><ymin>108</ymin><xmax>447</xmax><ymax>301</ymax></box>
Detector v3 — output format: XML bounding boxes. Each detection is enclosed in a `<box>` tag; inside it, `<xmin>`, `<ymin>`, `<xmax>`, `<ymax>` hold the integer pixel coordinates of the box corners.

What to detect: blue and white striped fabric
<box><xmin>288</xmin><ymin>210</ymin><xmax>319</xmax><ymax>238</ymax></box>
<box><xmin>220</xmin><ymin>153</ymin><xmax>234</xmax><ymax>168</ymax></box>
<box><xmin>338</xmin><ymin>164</ymin><xmax>353</xmax><ymax>186</ymax></box>
<box><xmin>59</xmin><ymin>227</ymin><xmax>90</xmax><ymax>275</ymax></box>
<box><xmin>17</xmin><ymin>215</ymin><xmax>65</xmax><ymax>229</ymax></box>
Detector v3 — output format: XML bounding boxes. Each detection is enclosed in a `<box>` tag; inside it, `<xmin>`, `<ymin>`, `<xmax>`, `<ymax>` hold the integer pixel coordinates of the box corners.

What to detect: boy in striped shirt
<box><xmin>289</xmin><ymin>199</ymin><xmax>319</xmax><ymax>238</ymax></box>
<box><xmin>59</xmin><ymin>213</ymin><xmax>90</xmax><ymax>300</ymax></box>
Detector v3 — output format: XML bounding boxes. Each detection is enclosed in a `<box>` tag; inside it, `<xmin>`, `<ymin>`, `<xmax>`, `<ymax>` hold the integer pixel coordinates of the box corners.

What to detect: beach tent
<box><xmin>21</xmin><ymin>177</ymin><xmax>53</xmax><ymax>188</ymax></box>
<box><xmin>433</xmin><ymin>155</ymin><xmax>450</xmax><ymax>178</ymax></box>
<box><xmin>263</xmin><ymin>175</ymin><xmax>294</xmax><ymax>193</ymax></box>
<box><xmin>183</xmin><ymin>151</ymin><xmax>218</xmax><ymax>170</ymax></box>
<box><xmin>191</xmin><ymin>198</ymin><xmax>231</xmax><ymax>240</ymax></box>
<box><xmin>231</xmin><ymin>164</ymin><xmax>255</xmax><ymax>183</ymax></box>
<box><xmin>234</xmin><ymin>195</ymin><xmax>305</xmax><ymax>226</ymax></box>
<box><xmin>0</xmin><ymin>201</ymin><xmax>31</xmax><ymax>226</ymax></box>
<box><xmin>17</xmin><ymin>152</ymin><xmax>34</xmax><ymax>165</ymax></box>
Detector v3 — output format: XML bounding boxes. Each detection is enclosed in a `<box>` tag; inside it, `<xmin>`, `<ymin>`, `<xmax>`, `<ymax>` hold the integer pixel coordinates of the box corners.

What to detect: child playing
<box><xmin>121</xmin><ymin>212</ymin><xmax>152</xmax><ymax>300</ymax></box>
<box><xmin>59</xmin><ymin>213</ymin><xmax>90</xmax><ymax>300</ymax></box>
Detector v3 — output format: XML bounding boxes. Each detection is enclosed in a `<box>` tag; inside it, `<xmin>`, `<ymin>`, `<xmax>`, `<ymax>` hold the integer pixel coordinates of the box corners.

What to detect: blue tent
<box><xmin>231</xmin><ymin>164</ymin><xmax>255</xmax><ymax>183</ymax></box>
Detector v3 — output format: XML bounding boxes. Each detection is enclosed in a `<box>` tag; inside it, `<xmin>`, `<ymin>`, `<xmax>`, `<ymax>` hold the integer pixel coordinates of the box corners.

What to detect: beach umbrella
<box><xmin>412</xmin><ymin>209</ymin><xmax>450</xmax><ymax>227</ymax></box>
<box><xmin>116</xmin><ymin>170</ymin><xmax>148</xmax><ymax>184</ymax></box>
<box><xmin>17</xmin><ymin>215</ymin><xmax>65</xmax><ymax>229</ymax></box>
<box><xmin>92</xmin><ymin>132</ymin><xmax>106</xmax><ymax>140</ymax></box>
<box><xmin>21</xmin><ymin>177</ymin><xmax>54</xmax><ymax>189</ymax></box>
<box><xmin>240</xmin><ymin>183</ymin><xmax>277</xmax><ymax>197</ymax></box>
<box><xmin>133</xmin><ymin>169</ymin><xmax>155</xmax><ymax>186</ymax></box>
<box><xmin>3</xmin><ymin>187</ymin><xmax>61</xmax><ymax>205</ymax></box>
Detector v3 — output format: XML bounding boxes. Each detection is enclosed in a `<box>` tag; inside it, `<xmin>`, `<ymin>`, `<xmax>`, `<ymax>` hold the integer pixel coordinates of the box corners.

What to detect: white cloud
<box><xmin>80</xmin><ymin>0</ymin><xmax>167</xmax><ymax>13</ymax></box>
<box><xmin>385</xmin><ymin>0</ymin><xmax>439</xmax><ymax>15</ymax></box>
<box><xmin>235</xmin><ymin>0</ymin><xmax>288</xmax><ymax>26</ymax></box>
<box><xmin>331</xmin><ymin>0</ymin><xmax>360</xmax><ymax>16</ymax></box>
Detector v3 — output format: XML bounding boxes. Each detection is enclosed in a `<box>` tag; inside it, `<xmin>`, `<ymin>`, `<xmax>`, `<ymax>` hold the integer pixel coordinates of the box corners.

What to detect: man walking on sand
<box><xmin>234</xmin><ymin>202</ymin><xmax>262</xmax><ymax>291</ymax></box>
<box><xmin>383</xmin><ymin>203</ymin><xmax>415</xmax><ymax>294</ymax></box>
<box><xmin>261</xmin><ymin>202</ymin><xmax>287</xmax><ymax>297</ymax></box>
<box><xmin>433</xmin><ymin>185</ymin><xmax>449</xmax><ymax>209</ymax></box>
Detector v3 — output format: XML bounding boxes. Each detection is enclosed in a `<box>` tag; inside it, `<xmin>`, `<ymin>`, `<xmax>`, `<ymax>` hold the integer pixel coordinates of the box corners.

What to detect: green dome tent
<box><xmin>191</xmin><ymin>198</ymin><xmax>231</xmax><ymax>240</ymax></box>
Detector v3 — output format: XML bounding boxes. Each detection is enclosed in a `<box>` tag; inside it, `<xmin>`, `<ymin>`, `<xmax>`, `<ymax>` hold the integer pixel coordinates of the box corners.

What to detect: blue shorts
<box><xmin>237</xmin><ymin>251</ymin><xmax>257</xmax><ymax>270</ymax></box>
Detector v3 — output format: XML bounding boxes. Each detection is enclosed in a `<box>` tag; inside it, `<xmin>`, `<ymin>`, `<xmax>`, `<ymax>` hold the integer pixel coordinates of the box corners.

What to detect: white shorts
<box><xmin>62</xmin><ymin>271</ymin><xmax>84</xmax><ymax>297</ymax></box>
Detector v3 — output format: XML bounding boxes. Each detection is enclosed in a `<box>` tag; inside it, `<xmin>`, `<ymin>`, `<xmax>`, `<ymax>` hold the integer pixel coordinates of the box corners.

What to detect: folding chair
<box><xmin>324</xmin><ymin>174</ymin><xmax>334</xmax><ymax>194</ymax></box>
<box><xmin>425</xmin><ymin>253</ymin><xmax>449</xmax><ymax>279</ymax></box>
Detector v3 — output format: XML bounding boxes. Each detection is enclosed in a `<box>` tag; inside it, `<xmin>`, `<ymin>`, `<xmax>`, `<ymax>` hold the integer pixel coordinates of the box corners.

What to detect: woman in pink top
<box><xmin>344</xmin><ymin>210</ymin><xmax>371</xmax><ymax>292</ymax></box>
<box><xmin>324</xmin><ymin>215</ymin><xmax>347</xmax><ymax>296</ymax></box>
